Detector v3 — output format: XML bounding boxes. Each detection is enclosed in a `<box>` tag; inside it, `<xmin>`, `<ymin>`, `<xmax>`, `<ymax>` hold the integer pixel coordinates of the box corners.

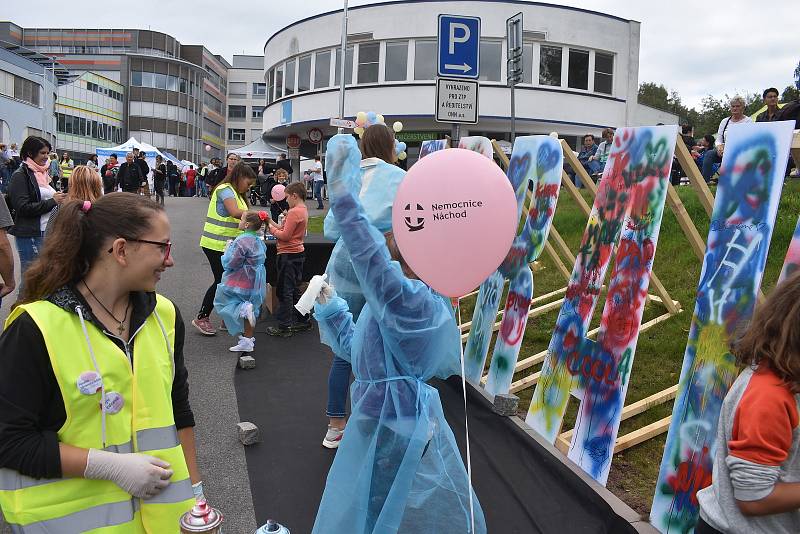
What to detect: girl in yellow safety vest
<box><xmin>0</xmin><ymin>193</ymin><xmax>204</xmax><ymax>533</ymax></box>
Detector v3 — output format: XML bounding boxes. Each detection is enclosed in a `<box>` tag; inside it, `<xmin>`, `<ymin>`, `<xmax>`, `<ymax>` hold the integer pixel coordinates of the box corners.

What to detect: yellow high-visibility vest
<box><xmin>0</xmin><ymin>295</ymin><xmax>195</xmax><ymax>533</ymax></box>
<box><xmin>60</xmin><ymin>160</ymin><xmax>73</xmax><ymax>179</ymax></box>
<box><xmin>199</xmin><ymin>182</ymin><xmax>246</xmax><ymax>251</ymax></box>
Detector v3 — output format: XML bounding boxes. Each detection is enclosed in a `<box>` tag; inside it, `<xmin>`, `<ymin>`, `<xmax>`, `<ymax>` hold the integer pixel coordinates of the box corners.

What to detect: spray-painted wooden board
<box><xmin>651</xmin><ymin>120</ymin><xmax>795</xmax><ymax>533</ymax></box>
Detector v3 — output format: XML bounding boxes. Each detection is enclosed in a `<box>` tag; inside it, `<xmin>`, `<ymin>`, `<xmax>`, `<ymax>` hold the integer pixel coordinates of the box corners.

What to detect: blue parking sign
<box><xmin>438</xmin><ymin>15</ymin><xmax>480</xmax><ymax>79</ymax></box>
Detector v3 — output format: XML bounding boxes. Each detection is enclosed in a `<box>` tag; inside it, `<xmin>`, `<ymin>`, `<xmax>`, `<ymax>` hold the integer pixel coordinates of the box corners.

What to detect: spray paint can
<box><xmin>277</xmin><ymin>212</ymin><xmax>286</xmax><ymax>227</ymax></box>
<box><xmin>179</xmin><ymin>500</ymin><xmax>224</xmax><ymax>533</ymax></box>
<box><xmin>253</xmin><ymin>519</ymin><xmax>290</xmax><ymax>534</ymax></box>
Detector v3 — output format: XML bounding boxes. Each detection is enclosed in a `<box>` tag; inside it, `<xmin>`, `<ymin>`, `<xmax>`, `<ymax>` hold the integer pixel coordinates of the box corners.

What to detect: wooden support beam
<box><xmin>460</xmin><ymin>295</ymin><xmax>567</xmax><ymax>342</ymax></box>
<box><xmin>673</xmin><ymin>137</ymin><xmax>715</xmax><ymax>217</ymax></box>
<box><xmin>614</xmin><ymin>416</ymin><xmax>672</xmax><ymax>453</ymax></box>
<box><xmin>492</xmin><ymin>139</ymin><xmax>511</xmax><ymax>169</ymax></box>
<box><xmin>561</xmin><ymin>139</ymin><xmax>599</xmax><ymax>197</ymax></box>
<box><xmin>544</xmin><ymin>240</ymin><xmax>572</xmax><ymax>281</ymax></box>
<box><xmin>559</xmin><ymin>170</ymin><xmax>592</xmax><ymax>216</ymax></box>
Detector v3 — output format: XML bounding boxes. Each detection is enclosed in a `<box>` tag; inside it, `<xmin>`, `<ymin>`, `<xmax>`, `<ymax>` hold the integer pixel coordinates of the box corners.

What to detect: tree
<box><xmin>783</xmin><ymin>85</ymin><xmax>800</xmax><ymax>102</ymax></box>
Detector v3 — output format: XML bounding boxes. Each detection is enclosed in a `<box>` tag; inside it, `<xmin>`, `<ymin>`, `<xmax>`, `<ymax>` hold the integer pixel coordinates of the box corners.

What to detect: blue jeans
<box><xmin>313</xmin><ymin>181</ymin><xmax>324</xmax><ymax>208</ymax></box>
<box><xmin>327</xmin><ymin>355</ymin><xmax>352</xmax><ymax>418</ymax></box>
<box><xmin>16</xmin><ymin>233</ymin><xmax>44</xmax><ymax>293</ymax></box>
<box><xmin>702</xmin><ymin>149</ymin><xmax>722</xmax><ymax>182</ymax></box>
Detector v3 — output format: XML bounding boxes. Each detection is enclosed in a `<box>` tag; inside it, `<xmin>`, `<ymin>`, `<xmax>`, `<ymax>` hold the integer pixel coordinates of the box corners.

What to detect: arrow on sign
<box><xmin>444</xmin><ymin>63</ymin><xmax>472</xmax><ymax>73</ymax></box>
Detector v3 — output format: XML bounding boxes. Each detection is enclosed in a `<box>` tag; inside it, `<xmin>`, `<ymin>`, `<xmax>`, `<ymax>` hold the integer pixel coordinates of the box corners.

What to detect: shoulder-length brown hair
<box><xmin>360</xmin><ymin>124</ymin><xmax>395</xmax><ymax>163</ymax></box>
<box><xmin>220</xmin><ymin>162</ymin><xmax>255</xmax><ymax>206</ymax></box>
<box><xmin>735</xmin><ymin>271</ymin><xmax>800</xmax><ymax>393</ymax></box>
<box><xmin>67</xmin><ymin>166</ymin><xmax>102</xmax><ymax>202</ymax></box>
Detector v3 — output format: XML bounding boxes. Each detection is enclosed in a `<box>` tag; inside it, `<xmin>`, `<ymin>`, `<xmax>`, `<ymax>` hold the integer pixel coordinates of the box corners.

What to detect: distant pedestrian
<box><xmin>153</xmin><ymin>155</ymin><xmax>166</xmax><ymax>206</ymax></box>
<box><xmin>59</xmin><ymin>152</ymin><xmax>74</xmax><ymax>193</ymax></box>
<box><xmin>100</xmin><ymin>154</ymin><xmax>119</xmax><ymax>194</ymax></box>
<box><xmin>86</xmin><ymin>154</ymin><xmax>99</xmax><ymax>170</ymax></box>
<box><xmin>117</xmin><ymin>152</ymin><xmax>143</xmax><ymax>194</ymax></box>
<box><xmin>311</xmin><ymin>155</ymin><xmax>324</xmax><ymax>209</ymax></box>
<box><xmin>206</xmin><ymin>153</ymin><xmax>240</xmax><ymax>193</ymax></box>
<box><xmin>48</xmin><ymin>153</ymin><xmax>61</xmax><ymax>189</ymax></box>
<box><xmin>185</xmin><ymin>165</ymin><xmax>197</xmax><ymax>197</ymax></box>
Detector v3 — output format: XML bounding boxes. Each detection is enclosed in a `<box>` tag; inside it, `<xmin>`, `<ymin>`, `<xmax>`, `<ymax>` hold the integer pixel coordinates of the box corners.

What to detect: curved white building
<box><xmin>262</xmin><ymin>0</ymin><xmax>677</xmax><ymax>163</ymax></box>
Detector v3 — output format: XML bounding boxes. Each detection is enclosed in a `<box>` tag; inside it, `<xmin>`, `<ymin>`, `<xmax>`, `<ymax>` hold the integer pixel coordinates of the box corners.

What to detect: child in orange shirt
<box><xmin>695</xmin><ymin>271</ymin><xmax>800</xmax><ymax>534</ymax></box>
<box><xmin>266</xmin><ymin>182</ymin><xmax>309</xmax><ymax>337</ymax></box>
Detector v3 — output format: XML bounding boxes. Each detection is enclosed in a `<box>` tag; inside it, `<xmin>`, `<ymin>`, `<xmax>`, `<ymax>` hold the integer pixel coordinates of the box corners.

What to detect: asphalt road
<box><xmin>0</xmin><ymin>196</ymin><xmax>330</xmax><ymax>533</ymax></box>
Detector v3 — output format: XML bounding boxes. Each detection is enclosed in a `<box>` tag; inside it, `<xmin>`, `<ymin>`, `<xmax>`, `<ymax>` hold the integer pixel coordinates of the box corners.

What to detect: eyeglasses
<box><xmin>108</xmin><ymin>238</ymin><xmax>172</xmax><ymax>261</ymax></box>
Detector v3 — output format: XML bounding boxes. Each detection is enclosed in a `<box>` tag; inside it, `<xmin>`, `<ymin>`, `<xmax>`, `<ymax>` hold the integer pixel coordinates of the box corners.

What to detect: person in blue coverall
<box><xmin>311</xmin><ymin>134</ymin><xmax>486</xmax><ymax>534</ymax></box>
<box><xmin>321</xmin><ymin>123</ymin><xmax>407</xmax><ymax>448</ymax></box>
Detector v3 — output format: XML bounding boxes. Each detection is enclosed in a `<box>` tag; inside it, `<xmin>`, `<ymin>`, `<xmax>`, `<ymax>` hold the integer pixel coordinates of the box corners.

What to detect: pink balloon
<box><xmin>271</xmin><ymin>184</ymin><xmax>286</xmax><ymax>201</ymax></box>
<box><xmin>391</xmin><ymin>149</ymin><xmax>518</xmax><ymax>298</ymax></box>
<box><xmin>205</xmin><ymin>145</ymin><xmax>211</xmax><ymax>152</ymax></box>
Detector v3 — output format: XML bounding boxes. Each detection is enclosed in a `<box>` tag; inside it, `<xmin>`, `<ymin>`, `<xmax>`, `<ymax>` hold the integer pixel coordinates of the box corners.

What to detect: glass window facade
<box><xmin>384</xmin><ymin>41</ymin><xmax>408</xmax><ymax>82</ymax></box>
<box><xmin>479</xmin><ymin>41</ymin><xmax>501</xmax><ymax>82</ymax></box>
<box><xmin>252</xmin><ymin>106</ymin><xmax>265</xmax><ymax>119</ymax></box>
<box><xmin>594</xmin><ymin>52</ymin><xmax>614</xmax><ymax>95</ymax></box>
<box><xmin>334</xmin><ymin>46</ymin><xmax>354</xmax><ymax>86</ymax></box>
<box><xmin>253</xmin><ymin>82</ymin><xmax>266</xmax><ymax>96</ymax></box>
<box><xmin>228</xmin><ymin>105</ymin><xmax>246</xmax><ymax>119</ymax></box>
<box><xmin>2</xmin><ymin>72</ymin><xmax>41</xmax><ymax>107</ymax></box>
<box><xmin>298</xmin><ymin>55</ymin><xmax>311</xmax><ymax>92</ymax></box>
<box><xmin>539</xmin><ymin>46</ymin><xmax>562</xmax><ymax>87</ymax></box>
<box><xmin>567</xmin><ymin>48</ymin><xmax>589</xmax><ymax>90</ymax></box>
<box><xmin>314</xmin><ymin>50</ymin><xmax>331</xmax><ymax>89</ymax></box>
<box><xmin>267</xmin><ymin>69</ymin><xmax>275</xmax><ymax>104</ymax></box>
<box><xmin>228</xmin><ymin>128</ymin><xmax>245</xmax><ymax>141</ymax></box>
<box><xmin>357</xmin><ymin>42</ymin><xmax>379</xmax><ymax>84</ymax></box>
<box><xmin>284</xmin><ymin>60</ymin><xmax>295</xmax><ymax>96</ymax></box>
<box><xmin>414</xmin><ymin>40</ymin><xmax>436</xmax><ymax>80</ymax></box>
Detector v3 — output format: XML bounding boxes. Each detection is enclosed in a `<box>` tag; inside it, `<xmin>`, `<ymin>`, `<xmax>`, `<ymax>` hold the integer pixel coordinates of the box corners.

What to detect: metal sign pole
<box><xmin>510</xmin><ymin>84</ymin><xmax>515</xmax><ymax>143</ymax></box>
<box><xmin>506</xmin><ymin>13</ymin><xmax>523</xmax><ymax>145</ymax></box>
<box><xmin>337</xmin><ymin>0</ymin><xmax>349</xmax><ymax>134</ymax></box>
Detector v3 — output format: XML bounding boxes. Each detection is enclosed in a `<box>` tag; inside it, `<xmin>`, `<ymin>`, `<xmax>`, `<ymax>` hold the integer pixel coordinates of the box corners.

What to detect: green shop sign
<box><xmin>395</xmin><ymin>131</ymin><xmax>440</xmax><ymax>142</ymax></box>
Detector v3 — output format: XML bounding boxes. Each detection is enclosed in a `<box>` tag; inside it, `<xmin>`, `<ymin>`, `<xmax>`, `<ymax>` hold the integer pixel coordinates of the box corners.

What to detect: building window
<box><xmin>522</xmin><ymin>43</ymin><xmax>533</xmax><ymax>84</ymax></box>
<box><xmin>228</xmin><ymin>105</ymin><xmax>246</xmax><ymax>119</ymax></box>
<box><xmin>594</xmin><ymin>52</ymin><xmax>613</xmax><ymax>95</ymax></box>
<box><xmin>284</xmin><ymin>60</ymin><xmax>296</xmax><ymax>96</ymax></box>
<box><xmin>298</xmin><ymin>55</ymin><xmax>311</xmax><ymax>92</ymax></box>
<box><xmin>228</xmin><ymin>128</ymin><xmax>246</xmax><ymax>142</ymax></box>
<box><xmin>203</xmin><ymin>118</ymin><xmax>223</xmax><ymax>138</ymax></box>
<box><xmin>357</xmin><ymin>42</ymin><xmax>379</xmax><ymax>84</ymax></box>
<box><xmin>314</xmin><ymin>51</ymin><xmax>331</xmax><ymax>89</ymax></box>
<box><xmin>479</xmin><ymin>41</ymin><xmax>501</xmax><ymax>82</ymax></box>
<box><xmin>539</xmin><ymin>46</ymin><xmax>562</xmax><ymax>87</ymax></box>
<box><xmin>335</xmin><ymin>46</ymin><xmax>354</xmax><ymax>86</ymax></box>
<box><xmin>568</xmin><ymin>48</ymin><xmax>589</xmax><ymax>90</ymax></box>
<box><xmin>204</xmin><ymin>92</ymin><xmax>223</xmax><ymax>114</ymax></box>
<box><xmin>253</xmin><ymin>83</ymin><xmax>266</xmax><ymax>96</ymax></box>
<box><xmin>275</xmin><ymin>66</ymin><xmax>283</xmax><ymax>99</ymax></box>
<box><xmin>267</xmin><ymin>69</ymin><xmax>275</xmax><ymax>104</ymax></box>
<box><xmin>252</xmin><ymin>106</ymin><xmax>265</xmax><ymax>119</ymax></box>
<box><xmin>413</xmin><ymin>40</ymin><xmax>436</xmax><ymax>80</ymax></box>
<box><xmin>229</xmin><ymin>82</ymin><xmax>247</xmax><ymax>97</ymax></box>
<box><xmin>384</xmin><ymin>41</ymin><xmax>408</xmax><ymax>82</ymax></box>
<box><xmin>10</xmin><ymin>75</ymin><xmax>41</xmax><ymax>107</ymax></box>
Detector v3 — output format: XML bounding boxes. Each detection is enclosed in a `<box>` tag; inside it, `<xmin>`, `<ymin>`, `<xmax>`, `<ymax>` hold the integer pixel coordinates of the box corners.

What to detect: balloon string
<box><xmin>456</xmin><ymin>299</ymin><xmax>476</xmax><ymax>533</ymax></box>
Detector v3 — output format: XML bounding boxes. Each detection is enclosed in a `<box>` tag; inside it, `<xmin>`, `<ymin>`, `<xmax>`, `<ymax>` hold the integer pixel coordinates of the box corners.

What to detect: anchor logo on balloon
<box><xmin>404</xmin><ymin>203</ymin><xmax>426</xmax><ymax>232</ymax></box>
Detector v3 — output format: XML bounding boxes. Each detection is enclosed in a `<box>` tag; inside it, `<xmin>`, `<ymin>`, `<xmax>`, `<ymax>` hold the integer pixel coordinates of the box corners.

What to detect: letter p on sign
<box><xmin>449</xmin><ymin>23</ymin><xmax>470</xmax><ymax>54</ymax></box>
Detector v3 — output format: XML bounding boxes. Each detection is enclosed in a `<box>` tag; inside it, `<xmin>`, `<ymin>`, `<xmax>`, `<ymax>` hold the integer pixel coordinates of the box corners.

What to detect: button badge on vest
<box><xmin>101</xmin><ymin>392</ymin><xmax>125</xmax><ymax>414</ymax></box>
<box><xmin>77</xmin><ymin>371</ymin><xmax>103</xmax><ymax>395</ymax></box>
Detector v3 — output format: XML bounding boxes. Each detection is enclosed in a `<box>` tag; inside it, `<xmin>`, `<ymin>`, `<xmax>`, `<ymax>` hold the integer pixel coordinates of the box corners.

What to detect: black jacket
<box><xmin>136</xmin><ymin>158</ymin><xmax>150</xmax><ymax>178</ymax></box>
<box><xmin>206</xmin><ymin>166</ymin><xmax>230</xmax><ymax>190</ymax></box>
<box><xmin>116</xmin><ymin>161</ymin><xmax>143</xmax><ymax>192</ymax></box>
<box><xmin>276</xmin><ymin>158</ymin><xmax>293</xmax><ymax>176</ymax></box>
<box><xmin>0</xmin><ymin>285</ymin><xmax>195</xmax><ymax>479</ymax></box>
<box><xmin>100</xmin><ymin>163</ymin><xmax>118</xmax><ymax>193</ymax></box>
<box><xmin>7</xmin><ymin>163</ymin><xmax>57</xmax><ymax>238</ymax></box>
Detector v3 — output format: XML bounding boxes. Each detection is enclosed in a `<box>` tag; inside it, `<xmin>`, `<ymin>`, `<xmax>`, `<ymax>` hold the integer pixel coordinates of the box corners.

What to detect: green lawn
<box><xmin>456</xmin><ymin>179</ymin><xmax>800</xmax><ymax>515</ymax></box>
<box><xmin>308</xmin><ymin>215</ymin><xmax>325</xmax><ymax>234</ymax></box>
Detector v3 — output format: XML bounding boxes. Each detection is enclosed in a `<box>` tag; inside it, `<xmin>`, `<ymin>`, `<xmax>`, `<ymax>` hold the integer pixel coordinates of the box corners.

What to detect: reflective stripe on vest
<box><xmin>59</xmin><ymin>161</ymin><xmax>72</xmax><ymax>179</ymax></box>
<box><xmin>0</xmin><ymin>296</ymin><xmax>194</xmax><ymax>533</ymax></box>
<box><xmin>199</xmin><ymin>183</ymin><xmax>246</xmax><ymax>251</ymax></box>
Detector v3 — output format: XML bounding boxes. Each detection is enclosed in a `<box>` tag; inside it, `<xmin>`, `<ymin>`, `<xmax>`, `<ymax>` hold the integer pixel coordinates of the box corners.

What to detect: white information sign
<box><xmin>435</xmin><ymin>78</ymin><xmax>479</xmax><ymax>124</ymax></box>
<box><xmin>329</xmin><ymin>118</ymin><xmax>357</xmax><ymax>129</ymax></box>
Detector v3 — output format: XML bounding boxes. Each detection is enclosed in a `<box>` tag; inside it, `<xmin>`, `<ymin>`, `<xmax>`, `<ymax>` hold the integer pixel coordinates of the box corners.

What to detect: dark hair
<box><xmin>582</xmin><ymin>134</ymin><xmax>595</xmax><ymax>142</ymax></box>
<box><xmin>284</xmin><ymin>182</ymin><xmax>306</xmax><ymax>198</ymax></box>
<box><xmin>20</xmin><ymin>136</ymin><xmax>52</xmax><ymax>161</ymax></box>
<box><xmin>314</xmin><ymin>155</ymin><xmax>321</xmax><ymax>161</ymax></box>
<box><xmin>221</xmin><ymin>162</ymin><xmax>256</xmax><ymax>201</ymax></box>
<box><xmin>681</xmin><ymin>124</ymin><xmax>693</xmax><ymax>135</ymax></box>
<box><xmin>763</xmin><ymin>87</ymin><xmax>779</xmax><ymax>99</ymax></box>
<box><xmin>242</xmin><ymin>210</ymin><xmax>267</xmax><ymax>231</ymax></box>
<box><xmin>156</xmin><ymin>155</ymin><xmax>163</xmax><ymax>162</ymax></box>
<box><xmin>735</xmin><ymin>271</ymin><xmax>800</xmax><ymax>393</ymax></box>
<box><xmin>360</xmin><ymin>124</ymin><xmax>395</xmax><ymax>163</ymax></box>
<box><xmin>18</xmin><ymin>193</ymin><xmax>165</xmax><ymax>305</ymax></box>
<box><xmin>703</xmin><ymin>134</ymin><xmax>715</xmax><ymax>146</ymax></box>
<box><xmin>109</xmin><ymin>153</ymin><xmax>118</xmax><ymax>160</ymax></box>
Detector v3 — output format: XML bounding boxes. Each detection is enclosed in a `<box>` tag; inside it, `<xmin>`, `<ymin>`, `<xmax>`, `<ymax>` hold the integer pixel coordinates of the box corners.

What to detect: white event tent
<box><xmin>96</xmin><ymin>137</ymin><xmax>162</xmax><ymax>178</ymax></box>
<box><xmin>230</xmin><ymin>137</ymin><xmax>285</xmax><ymax>160</ymax></box>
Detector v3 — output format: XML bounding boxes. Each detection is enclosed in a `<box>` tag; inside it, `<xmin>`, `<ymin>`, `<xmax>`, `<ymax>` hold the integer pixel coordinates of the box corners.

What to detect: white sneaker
<box><xmin>229</xmin><ymin>336</ymin><xmax>255</xmax><ymax>352</ymax></box>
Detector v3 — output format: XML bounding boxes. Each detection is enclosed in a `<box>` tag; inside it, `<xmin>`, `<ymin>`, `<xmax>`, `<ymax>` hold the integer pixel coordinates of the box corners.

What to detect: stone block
<box><xmin>492</xmin><ymin>393</ymin><xmax>519</xmax><ymax>416</ymax></box>
<box><xmin>237</xmin><ymin>422</ymin><xmax>261</xmax><ymax>445</ymax></box>
<box><xmin>238</xmin><ymin>355</ymin><xmax>256</xmax><ymax>369</ymax></box>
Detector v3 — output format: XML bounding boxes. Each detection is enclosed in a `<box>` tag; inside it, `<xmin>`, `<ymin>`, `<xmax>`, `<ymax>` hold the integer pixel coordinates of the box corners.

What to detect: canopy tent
<box><xmin>96</xmin><ymin>137</ymin><xmax>162</xmax><ymax>177</ymax></box>
<box><xmin>161</xmin><ymin>150</ymin><xmax>183</xmax><ymax>169</ymax></box>
<box><xmin>180</xmin><ymin>159</ymin><xmax>198</xmax><ymax>170</ymax></box>
<box><xmin>230</xmin><ymin>137</ymin><xmax>286</xmax><ymax>159</ymax></box>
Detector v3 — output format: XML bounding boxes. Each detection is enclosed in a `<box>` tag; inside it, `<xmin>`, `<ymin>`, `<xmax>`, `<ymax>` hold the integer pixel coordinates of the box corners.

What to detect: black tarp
<box><xmin>235</xmin><ymin>319</ymin><xmax>643</xmax><ymax>533</ymax></box>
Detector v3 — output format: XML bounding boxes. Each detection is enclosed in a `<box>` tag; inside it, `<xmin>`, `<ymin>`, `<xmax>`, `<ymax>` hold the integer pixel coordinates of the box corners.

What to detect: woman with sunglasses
<box><xmin>0</xmin><ymin>193</ymin><xmax>205</xmax><ymax>533</ymax></box>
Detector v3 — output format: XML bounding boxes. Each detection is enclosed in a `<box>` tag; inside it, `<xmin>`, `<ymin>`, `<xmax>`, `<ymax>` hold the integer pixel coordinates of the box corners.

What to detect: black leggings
<box><xmin>198</xmin><ymin>247</ymin><xmax>224</xmax><ymax>319</ymax></box>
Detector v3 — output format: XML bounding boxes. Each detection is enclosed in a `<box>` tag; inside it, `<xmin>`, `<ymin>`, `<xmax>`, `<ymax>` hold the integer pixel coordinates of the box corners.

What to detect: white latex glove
<box><xmin>295</xmin><ymin>274</ymin><xmax>328</xmax><ymax>316</ymax></box>
<box><xmin>318</xmin><ymin>282</ymin><xmax>335</xmax><ymax>305</ymax></box>
<box><xmin>84</xmin><ymin>448</ymin><xmax>173</xmax><ymax>499</ymax></box>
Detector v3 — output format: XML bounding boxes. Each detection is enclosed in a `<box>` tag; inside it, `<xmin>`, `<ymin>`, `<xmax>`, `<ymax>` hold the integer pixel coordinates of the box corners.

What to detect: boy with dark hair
<box><xmin>756</xmin><ymin>87</ymin><xmax>781</xmax><ymax>122</ymax></box>
<box><xmin>267</xmin><ymin>182</ymin><xmax>310</xmax><ymax>337</ymax></box>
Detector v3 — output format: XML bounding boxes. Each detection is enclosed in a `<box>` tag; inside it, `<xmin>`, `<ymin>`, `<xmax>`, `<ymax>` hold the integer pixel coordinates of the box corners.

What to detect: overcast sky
<box><xmin>7</xmin><ymin>0</ymin><xmax>798</xmax><ymax>109</ymax></box>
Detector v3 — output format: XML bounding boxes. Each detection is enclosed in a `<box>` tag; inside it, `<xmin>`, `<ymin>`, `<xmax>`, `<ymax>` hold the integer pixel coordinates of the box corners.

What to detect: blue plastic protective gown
<box><xmin>323</xmin><ymin>156</ymin><xmax>405</xmax><ymax>319</ymax></box>
<box><xmin>213</xmin><ymin>231</ymin><xmax>266</xmax><ymax>335</ymax></box>
<box><xmin>312</xmin><ymin>135</ymin><xmax>486</xmax><ymax>534</ymax></box>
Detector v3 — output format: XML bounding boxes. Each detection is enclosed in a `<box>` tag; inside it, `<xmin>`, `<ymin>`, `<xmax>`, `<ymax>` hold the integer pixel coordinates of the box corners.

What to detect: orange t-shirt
<box><xmin>271</xmin><ymin>203</ymin><xmax>307</xmax><ymax>254</ymax></box>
